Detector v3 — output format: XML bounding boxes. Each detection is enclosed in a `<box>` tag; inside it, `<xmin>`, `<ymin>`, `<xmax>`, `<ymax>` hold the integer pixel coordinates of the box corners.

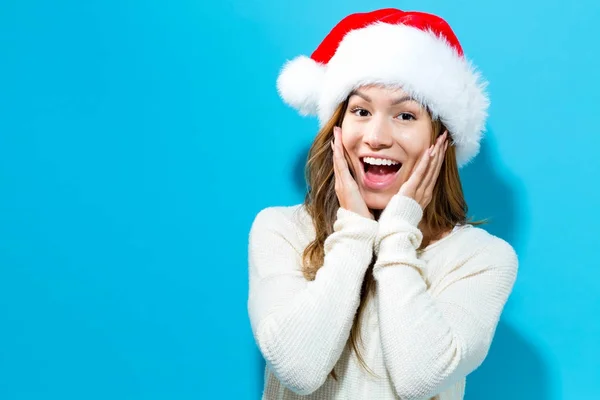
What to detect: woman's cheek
<box><xmin>341</xmin><ymin>131</ymin><xmax>362</xmax><ymax>150</ymax></box>
<box><xmin>403</xmin><ymin>135</ymin><xmax>429</xmax><ymax>158</ymax></box>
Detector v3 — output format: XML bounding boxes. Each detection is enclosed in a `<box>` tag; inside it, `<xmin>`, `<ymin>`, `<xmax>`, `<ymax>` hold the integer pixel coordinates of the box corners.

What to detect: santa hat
<box><xmin>276</xmin><ymin>8</ymin><xmax>489</xmax><ymax>167</ymax></box>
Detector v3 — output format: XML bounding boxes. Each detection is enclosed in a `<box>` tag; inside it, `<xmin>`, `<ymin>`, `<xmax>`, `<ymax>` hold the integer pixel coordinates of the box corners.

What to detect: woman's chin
<box><xmin>364</xmin><ymin>192</ymin><xmax>394</xmax><ymax>211</ymax></box>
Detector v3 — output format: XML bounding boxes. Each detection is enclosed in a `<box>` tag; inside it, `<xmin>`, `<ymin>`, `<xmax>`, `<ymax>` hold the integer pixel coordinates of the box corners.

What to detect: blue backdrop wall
<box><xmin>1</xmin><ymin>0</ymin><xmax>598</xmax><ymax>398</ymax></box>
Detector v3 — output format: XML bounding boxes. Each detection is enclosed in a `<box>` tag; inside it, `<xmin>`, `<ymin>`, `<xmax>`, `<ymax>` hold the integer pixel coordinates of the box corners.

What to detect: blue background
<box><xmin>1</xmin><ymin>0</ymin><xmax>598</xmax><ymax>398</ymax></box>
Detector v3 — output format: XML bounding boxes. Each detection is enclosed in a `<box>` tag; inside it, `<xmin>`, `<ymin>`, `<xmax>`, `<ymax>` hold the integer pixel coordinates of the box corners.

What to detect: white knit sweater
<box><xmin>247</xmin><ymin>194</ymin><xmax>518</xmax><ymax>400</ymax></box>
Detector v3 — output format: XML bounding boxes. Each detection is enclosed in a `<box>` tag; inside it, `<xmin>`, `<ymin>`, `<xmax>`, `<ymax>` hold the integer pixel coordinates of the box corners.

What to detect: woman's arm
<box><xmin>248</xmin><ymin>205</ymin><xmax>378</xmax><ymax>395</ymax></box>
<box><xmin>373</xmin><ymin>194</ymin><xmax>518</xmax><ymax>400</ymax></box>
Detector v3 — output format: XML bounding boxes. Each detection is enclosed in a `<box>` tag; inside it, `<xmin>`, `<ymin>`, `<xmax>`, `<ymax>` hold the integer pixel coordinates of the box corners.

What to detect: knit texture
<box><xmin>248</xmin><ymin>194</ymin><xmax>518</xmax><ymax>400</ymax></box>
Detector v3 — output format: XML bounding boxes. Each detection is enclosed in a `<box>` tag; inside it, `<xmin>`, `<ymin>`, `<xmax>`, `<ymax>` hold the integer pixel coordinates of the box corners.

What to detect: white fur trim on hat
<box><xmin>277</xmin><ymin>55</ymin><xmax>326</xmax><ymax>116</ymax></box>
<box><xmin>276</xmin><ymin>22</ymin><xmax>490</xmax><ymax>167</ymax></box>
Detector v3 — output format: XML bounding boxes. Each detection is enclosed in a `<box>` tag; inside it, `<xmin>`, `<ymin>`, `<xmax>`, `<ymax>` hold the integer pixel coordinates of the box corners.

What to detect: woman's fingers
<box><xmin>431</xmin><ymin>132</ymin><xmax>448</xmax><ymax>184</ymax></box>
<box><xmin>331</xmin><ymin>127</ymin><xmax>373</xmax><ymax>219</ymax></box>
<box><xmin>399</xmin><ymin>131</ymin><xmax>448</xmax><ymax>210</ymax></box>
<box><xmin>331</xmin><ymin>128</ymin><xmax>349</xmax><ymax>195</ymax></box>
<box><xmin>399</xmin><ymin>143</ymin><xmax>430</xmax><ymax>198</ymax></box>
<box><xmin>422</xmin><ymin>131</ymin><xmax>447</xmax><ymax>191</ymax></box>
<box><xmin>331</xmin><ymin>139</ymin><xmax>338</xmax><ymax>176</ymax></box>
<box><xmin>410</xmin><ymin>143</ymin><xmax>433</xmax><ymax>190</ymax></box>
<box><xmin>333</xmin><ymin>127</ymin><xmax>356</xmax><ymax>185</ymax></box>
<box><xmin>331</xmin><ymin>139</ymin><xmax>344</xmax><ymax>197</ymax></box>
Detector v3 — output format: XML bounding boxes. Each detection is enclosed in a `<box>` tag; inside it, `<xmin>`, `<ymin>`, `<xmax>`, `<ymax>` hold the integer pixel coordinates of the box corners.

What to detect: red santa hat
<box><xmin>276</xmin><ymin>8</ymin><xmax>489</xmax><ymax>167</ymax></box>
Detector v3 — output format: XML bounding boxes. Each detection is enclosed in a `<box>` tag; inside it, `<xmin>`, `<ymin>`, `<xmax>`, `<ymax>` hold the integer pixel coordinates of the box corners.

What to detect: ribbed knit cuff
<box><xmin>379</xmin><ymin>194</ymin><xmax>423</xmax><ymax>227</ymax></box>
<box><xmin>334</xmin><ymin>207</ymin><xmax>379</xmax><ymax>238</ymax></box>
<box><xmin>319</xmin><ymin>206</ymin><xmax>379</xmax><ymax>285</ymax></box>
<box><xmin>374</xmin><ymin>194</ymin><xmax>424</xmax><ymax>261</ymax></box>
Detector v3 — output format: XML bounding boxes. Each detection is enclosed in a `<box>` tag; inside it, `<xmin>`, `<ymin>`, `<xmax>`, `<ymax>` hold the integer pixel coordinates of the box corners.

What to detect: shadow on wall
<box><xmin>466</xmin><ymin>321</ymin><xmax>551</xmax><ymax>400</ymax></box>
<box><xmin>292</xmin><ymin>143</ymin><xmax>311</xmax><ymax>198</ymax></box>
<box><xmin>256</xmin><ymin>351</ymin><xmax>265</xmax><ymax>398</ymax></box>
<box><xmin>459</xmin><ymin>130</ymin><xmax>529</xmax><ymax>250</ymax></box>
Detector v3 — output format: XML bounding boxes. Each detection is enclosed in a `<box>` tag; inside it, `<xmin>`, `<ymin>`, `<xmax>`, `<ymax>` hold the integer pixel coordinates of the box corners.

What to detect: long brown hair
<box><xmin>300</xmin><ymin>96</ymin><xmax>485</xmax><ymax>380</ymax></box>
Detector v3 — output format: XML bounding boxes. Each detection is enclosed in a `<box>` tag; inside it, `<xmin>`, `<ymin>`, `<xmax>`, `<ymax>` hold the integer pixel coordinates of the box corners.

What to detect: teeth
<box><xmin>363</xmin><ymin>156</ymin><xmax>400</xmax><ymax>166</ymax></box>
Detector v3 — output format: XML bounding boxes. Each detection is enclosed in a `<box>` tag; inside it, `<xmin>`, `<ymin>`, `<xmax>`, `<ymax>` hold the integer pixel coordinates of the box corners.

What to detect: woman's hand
<box><xmin>331</xmin><ymin>126</ymin><xmax>374</xmax><ymax>220</ymax></box>
<box><xmin>398</xmin><ymin>131</ymin><xmax>448</xmax><ymax>210</ymax></box>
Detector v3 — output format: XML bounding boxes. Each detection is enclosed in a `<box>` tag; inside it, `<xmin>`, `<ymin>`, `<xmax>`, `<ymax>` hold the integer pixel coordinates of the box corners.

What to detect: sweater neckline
<box><xmin>418</xmin><ymin>223</ymin><xmax>472</xmax><ymax>253</ymax></box>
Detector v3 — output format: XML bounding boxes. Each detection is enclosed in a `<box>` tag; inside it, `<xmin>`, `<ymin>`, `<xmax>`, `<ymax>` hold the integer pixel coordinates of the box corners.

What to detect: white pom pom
<box><xmin>276</xmin><ymin>55</ymin><xmax>325</xmax><ymax>116</ymax></box>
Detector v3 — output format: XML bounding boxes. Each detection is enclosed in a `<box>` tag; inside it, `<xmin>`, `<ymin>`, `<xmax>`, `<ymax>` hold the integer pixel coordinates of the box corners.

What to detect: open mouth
<box><xmin>360</xmin><ymin>157</ymin><xmax>402</xmax><ymax>189</ymax></box>
<box><xmin>361</xmin><ymin>158</ymin><xmax>402</xmax><ymax>174</ymax></box>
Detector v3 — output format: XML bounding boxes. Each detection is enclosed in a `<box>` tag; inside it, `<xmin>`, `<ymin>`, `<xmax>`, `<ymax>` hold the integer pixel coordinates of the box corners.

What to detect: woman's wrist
<box><xmin>378</xmin><ymin>194</ymin><xmax>423</xmax><ymax>227</ymax></box>
<box><xmin>374</xmin><ymin>194</ymin><xmax>424</xmax><ymax>256</ymax></box>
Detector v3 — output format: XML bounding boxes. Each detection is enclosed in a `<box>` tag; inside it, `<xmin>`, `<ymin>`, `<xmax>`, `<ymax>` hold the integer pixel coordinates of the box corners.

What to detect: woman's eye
<box><xmin>351</xmin><ymin>108</ymin><xmax>370</xmax><ymax>117</ymax></box>
<box><xmin>396</xmin><ymin>112</ymin><xmax>415</xmax><ymax>121</ymax></box>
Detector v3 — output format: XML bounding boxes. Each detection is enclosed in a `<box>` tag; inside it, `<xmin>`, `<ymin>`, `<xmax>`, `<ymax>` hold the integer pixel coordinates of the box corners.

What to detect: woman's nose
<box><xmin>363</xmin><ymin>120</ymin><xmax>394</xmax><ymax>149</ymax></box>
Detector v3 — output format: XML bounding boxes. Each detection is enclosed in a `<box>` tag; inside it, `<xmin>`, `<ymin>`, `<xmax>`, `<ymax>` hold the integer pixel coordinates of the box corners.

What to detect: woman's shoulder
<box><xmin>467</xmin><ymin>226</ymin><xmax>516</xmax><ymax>255</ymax></box>
<box><xmin>252</xmin><ymin>203</ymin><xmax>309</xmax><ymax>227</ymax></box>
<box><xmin>446</xmin><ymin>225</ymin><xmax>518</xmax><ymax>268</ymax></box>
<box><xmin>425</xmin><ymin>224</ymin><xmax>517</xmax><ymax>267</ymax></box>
<box><xmin>250</xmin><ymin>203</ymin><xmax>315</xmax><ymax>244</ymax></box>
<box><xmin>424</xmin><ymin>225</ymin><xmax>518</xmax><ymax>285</ymax></box>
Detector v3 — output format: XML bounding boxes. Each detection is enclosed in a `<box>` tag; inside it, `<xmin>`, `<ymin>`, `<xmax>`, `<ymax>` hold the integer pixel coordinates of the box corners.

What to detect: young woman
<box><xmin>248</xmin><ymin>8</ymin><xmax>518</xmax><ymax>400</ymax></box>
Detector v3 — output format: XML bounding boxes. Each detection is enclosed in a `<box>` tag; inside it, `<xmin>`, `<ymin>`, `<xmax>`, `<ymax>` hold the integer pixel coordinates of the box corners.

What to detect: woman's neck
<box><xmin>420</xmin><ymin>222</ymin><xmax>453</xmax><ymax>249</ymax></box>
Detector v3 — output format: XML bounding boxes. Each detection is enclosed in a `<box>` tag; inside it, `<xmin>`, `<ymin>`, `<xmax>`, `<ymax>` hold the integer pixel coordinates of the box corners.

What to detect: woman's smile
<box><xmin>359</xmin><ymin>156</ymin><xmax>403</xmax><ymax>191</ymax></box>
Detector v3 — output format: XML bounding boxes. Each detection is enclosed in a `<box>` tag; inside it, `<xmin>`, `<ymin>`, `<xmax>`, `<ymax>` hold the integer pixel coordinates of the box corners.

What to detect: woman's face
<box><xmin>340</xmin><ymin>85</ymin><xmax>434</xmax><ymax>210</ymax></box>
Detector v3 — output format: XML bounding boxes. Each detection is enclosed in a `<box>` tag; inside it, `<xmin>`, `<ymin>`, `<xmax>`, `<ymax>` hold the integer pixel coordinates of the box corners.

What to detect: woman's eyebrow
<box><xmin>391</xmin><ymin>95</ymin><xmax>417</xmax><ymax>105</ymax></box>
<box><xmin>349</xmin><ymin>90</ymin><xmax>371</xmax><ymax>102</ymax></box>
<box><xmin>349</xmin><ymin>91</ymin><xmax>416</xmax><ymax>106</ymax></box>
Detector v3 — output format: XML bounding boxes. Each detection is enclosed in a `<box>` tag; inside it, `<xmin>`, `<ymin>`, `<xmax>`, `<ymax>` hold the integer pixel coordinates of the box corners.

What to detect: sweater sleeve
<box><xmin>372</xmin><ymin>194</ymin><xmax>518</xmax><ymax>400</ymax></box>
<box><xmin>247</xmin><ymin>205</ymin><xmax>378</xmax><ymax>395</ymax></box>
